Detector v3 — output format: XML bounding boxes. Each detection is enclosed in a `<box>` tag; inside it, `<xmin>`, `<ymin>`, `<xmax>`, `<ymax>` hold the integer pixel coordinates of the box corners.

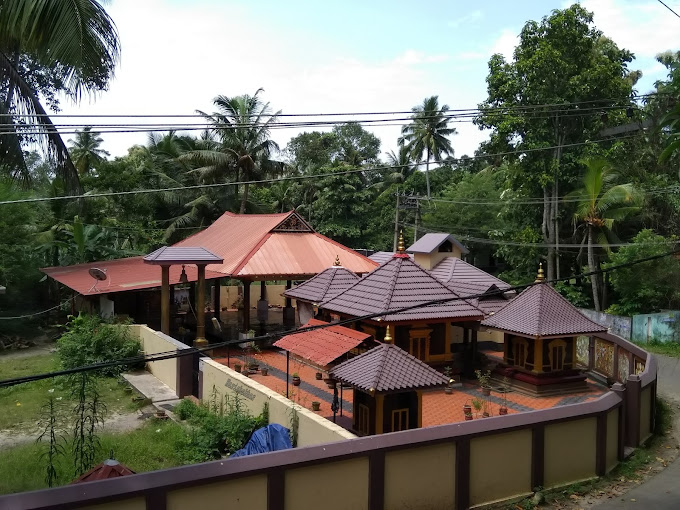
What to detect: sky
<box><xmin>58</xmin><ymin>0</ymin><xmax>680</xmax><ymax>161</ymax></box>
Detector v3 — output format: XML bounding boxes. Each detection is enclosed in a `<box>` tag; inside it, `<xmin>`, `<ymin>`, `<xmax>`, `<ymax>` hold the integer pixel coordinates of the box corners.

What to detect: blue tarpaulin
<box><xmin>230</xmin><ymin>424</ymin><xmax>292</xmax><ymax>458</ymax></box>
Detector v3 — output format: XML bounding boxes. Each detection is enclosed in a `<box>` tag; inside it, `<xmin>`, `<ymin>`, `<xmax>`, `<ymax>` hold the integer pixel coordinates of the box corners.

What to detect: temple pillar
<box><xmin>194</xmin><ymin>264</ymin><xmax>208</xmax><ymax>347</ymax></box>
<box><xmin>242</xmin><ymin>279</ymin><xmax>251</xmax><ymax>334</ymax></box>
<box><xmin>257</xmin><ymin>281</ymin><xmax>268</xmax><ymax>322</ymax></box>
<box><xmin>283</xmin><ymin>280</ymin><xmax>295</xmax><ymax>328</ymax></box>
<box><xmin>160</xmin><ymin>265</ymin><xmax>170</xmax><ymax>335</ymax></box>
<box><xmin>375</xmin><ymin>393</ymin><xmax>384</xmax><ymax>434</ymax></box>
<box><xmin>213</xmin><ymin>279</ymin><xmax>221</xmax><ymax>320</ymax></box>
<box><xmin>417</xmin><ymin>390</ymin><xmax>423</xmax><ymax>428</ymax></box>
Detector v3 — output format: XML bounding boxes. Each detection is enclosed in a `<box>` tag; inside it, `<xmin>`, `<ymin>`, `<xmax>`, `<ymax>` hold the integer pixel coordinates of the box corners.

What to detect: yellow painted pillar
<box><xmin>194</xmin><ymin>265</ymin><xmax>207</xmax><ymax>346</ymax></box>
<box><xmin>161</xmin><ymin>265</ymin><xmax>170</xmax><ymax>335</ymax></box>
<box><xmin>375</xmin><ymin>393</ymin><xmax>384</xmax><ymax>434</ymax></box>
<box><xmin>534</xmin><ymin>338</ymin><xmax>543</xmax><ymax>372</ymax></box>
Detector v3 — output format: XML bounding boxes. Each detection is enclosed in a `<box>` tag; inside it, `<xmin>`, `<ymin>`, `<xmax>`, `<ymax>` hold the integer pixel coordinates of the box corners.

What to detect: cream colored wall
<box><xmin>606</xmin><ymin>408</ymin><xmax>619</xmax><ymax>472</ymax></box>
<box><xmin>640</xmin><ymin>386</ymin><xmax>652</xmax><ymax>442</ymax></box>
<box><xmin>130</xmin><ymin>324</ymin><xmax>179</xmax><ymax>393</ymax></box>
<box><xmin>167</xmin><ymin>475</ymin><xmax>267</xmax><ymax>510</ymax></box>
<box><xmin>79</xmin><ymin>500</ymin><xmax>145</xmax><ymax>510</ymax></box>
<box><xmin>219</xmin><ymin>284</ymin><xmax>287</xmax><ymax>309</ymax></box>
<box><xmin>478</xmin><ymin>328</ymin><xmax>505</xmax><ymax>344</ymax></box>
<box><xmin>470</xmin><ymin>429</ymin><xmax>532</xmax><ymax>506</ymax></box>
<box><xmin>414</xmin><ymin>249</ymin><xmax>463</xmax><ymax>270</ymax></box>
<box><xmin>200</xmin><ymin>359</ymin><xmax>356</xmax><ymax>447</ymax></box>
<box><xmin>544</xmin><ymin>418</ymin><xmax>597</xmax><ymax>487</ymax></box>
<box><xmin>285</xmin><ymin>458</ymin><xmax>368</xmax><ymax>510</ymax></box>
<box><xmin>384</xmin><ymin>443</ymin><xmax>456</xmax><ymax>510</ymax></box>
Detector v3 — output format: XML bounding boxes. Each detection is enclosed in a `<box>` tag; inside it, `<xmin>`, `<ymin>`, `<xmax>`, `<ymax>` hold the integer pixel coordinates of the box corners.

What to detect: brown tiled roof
<box><xmin>283</xmin><ymin>266</ymin><xmax>359</xmax><ymax>304</ymax></box>
<box><xmin>407</xmin><ymin>233</ymin><xmax>469</xmax><ymax>255</ymax></box>
<box><xmin>444</xmin><ymin>280</ymin><xmax>512</xmax><ymax>316</ymax></box>
<box><xmin>481</xmin><ymin>283</ymin><xmax>607</xmax><ymax>338</ymax></box>
<box><xmin>273</xmin><ymin>319</ymin><xmax>374</xmax><ymax>366</ymax></box>
<box><xmin>431</xmin><ymin>257</ymin><xmax>511</xmax><ymax>290</ymax></box>
<box><xmin>71</xmin><ymin>459</ymin><xmax>135</xmax><ymax>484</ymax></box>
<box><xmin>330</xmin><ymin>343</ymin><xmax>449</xmax><ymax>392</ymax></box>
<box><xmin>321</xmin><ymin>256</ymin><xmax>485</xmax><ymax>322</ymax></box>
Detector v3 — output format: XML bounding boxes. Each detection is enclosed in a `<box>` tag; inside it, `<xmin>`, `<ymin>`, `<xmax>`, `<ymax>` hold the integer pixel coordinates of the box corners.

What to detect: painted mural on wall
<box><xmin>595</xmin><ymin>338</ymin><xmax>615</xmax><ymax>377</ymax></box>
<box><xmin>576</xmin><ymin>336</ymin><xmax>590</xmax><ymax>367</ymax></box>
<box><xmin>617</xmin><ymin>349</ymin><xmax>630</xmax><ymax>382</ymax></box>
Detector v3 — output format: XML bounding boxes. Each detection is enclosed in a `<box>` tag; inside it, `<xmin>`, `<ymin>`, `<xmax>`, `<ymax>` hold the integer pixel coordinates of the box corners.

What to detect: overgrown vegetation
<box><xmin>57</xmin><ymin>314</ymin><xmax>141</xmax><ymax>376</ymax></box>
<box><xmin>174</xmin><ymin>390</ymin><xmax>268</xmax><ymax>463</ymax></box>
<box><xmin>632</xmin><ymin>339</ymin><xmax>680</xmax><ymax>358</ymax></box>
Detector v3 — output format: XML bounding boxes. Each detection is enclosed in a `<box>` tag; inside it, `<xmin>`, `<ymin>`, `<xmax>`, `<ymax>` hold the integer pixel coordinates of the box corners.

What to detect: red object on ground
<box><xmin>71</xmin><ymin>459</ymin><xmax>135</xmax><ymax>484</ymax></box>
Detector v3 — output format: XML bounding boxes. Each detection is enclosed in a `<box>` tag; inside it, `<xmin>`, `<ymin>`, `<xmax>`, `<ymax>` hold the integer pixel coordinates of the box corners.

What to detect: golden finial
<box><xmin>535</xmin><ymin>263</ymin><xmax>545</xmax><ymax>283</ymax></box>
<box><xmin>333</xmin><ymin>255</ymin><xmax>341</xmax><ymax>267</ymax></box>
<box><xmin>397</xmin><ymin>230</ymin><xmax>405</xmax><ymax>253</ymax></box>
<box><xmin>384</xmin><ymin>325</ymin><xmax>393</xmax><ymax>343</ymax></box>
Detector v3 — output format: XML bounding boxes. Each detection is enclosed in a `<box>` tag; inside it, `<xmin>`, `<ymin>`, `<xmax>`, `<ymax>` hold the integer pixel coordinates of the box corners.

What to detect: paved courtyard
<box><xmin>213</xmin><ymin>348</ymin><xmax>608</xmax><ymax>430</ymax></box>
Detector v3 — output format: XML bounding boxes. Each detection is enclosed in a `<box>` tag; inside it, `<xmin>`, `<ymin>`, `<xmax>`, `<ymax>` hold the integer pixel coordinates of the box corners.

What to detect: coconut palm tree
<box><xmin>183</xmin><ymin>89</ymin><xmax>281</xmax><ymax>213</ymax></box>
<box><xmin>0</xmin><ymin>0</ymin><xmax>120</xmax><ymax>193</ymax></box>
<box><xmin>567</xmin><ymin>158</ymin><xmax>641</xmax><ymax>311</ymax></box>
<box><xmin>68</xmin><ymin>127</ymin><xmax>110</xmax><ymax>176</ymax></box>
<box><xmin>399</xmin><ymin>96</ymin><xmax>456</xmax><ymax>198</ymax></box>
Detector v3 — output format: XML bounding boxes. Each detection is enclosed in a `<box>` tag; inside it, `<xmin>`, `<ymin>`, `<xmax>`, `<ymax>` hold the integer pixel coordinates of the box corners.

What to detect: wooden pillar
<box><xmin>534</xmin><ymin>338</ymin><xmax>543</xmax><ymax>373</ymax></box>
<box><xmin>213</xmin><ymin>279</ymin><xmax>221</xmax><ymax>319</ymax></box>
<box><xmin>194</xmin><ymin>265</ymin><xmax>207</xmax><ymax>345</ymax></box>
<box><xmin>242</xmin><ymin>280</ymin><xmax>251</xmax><ymax>333</ymax></box>
<box><xmin>260</xmin><ymin>281</ymin><xmax>266</xmax><ymax>300</ymax></box>
<box><xmin>375</xmin><ymin>393</ymin><xmax>384</xmax><ymax>434</ymax></box>
<box><xmin>161</xmin><ymin>265</ymin><xmax>170</xmax><ymax>335</ymax></box>
<box><xmin>417</xmin><ymin>390</ymin><xmax>423</xmax><ymax>428</ymax></box>
<box><xmin>285</xmin><ymin>280</ymin><xmax>292</xmax><ymax>308</ymax></box>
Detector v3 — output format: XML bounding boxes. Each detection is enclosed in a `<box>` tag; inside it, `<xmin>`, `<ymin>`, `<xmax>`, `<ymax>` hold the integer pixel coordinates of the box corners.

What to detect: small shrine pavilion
<box><xmin>481</xmin><ymin>267</ymin><xmax>607</xmax><ymax>396</ymax></box>
<box><xmin>71</xmin><ymin>458</ymin><xmax>135</xmax><ymax>484</ymax></box>
<box><xmin>329</xmin><ymin>343</ymin><xmax>449</xmax><ymax>435</ymax></box>
<box><xmin>316</xmin><ymin>234</ymin><xmax>486</xmax><ymax>369</ymax></box>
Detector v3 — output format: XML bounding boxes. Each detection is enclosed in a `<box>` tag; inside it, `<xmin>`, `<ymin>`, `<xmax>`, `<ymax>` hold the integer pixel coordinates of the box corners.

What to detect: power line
<box><xmin>0</xmin><ymin>246</ymin><xmax>677</xmax><ymax>388</ymax></box>
<box><xmin>657</xmin><ymin>0</ymin><xmax>680</xmax><ymax>19</ymax></box>
<box><xmin>0</xmin><ymin>296</ymin><xmax>76</xmax><ymax>320</ymax></box>
<box><xmin>0</xmin><ymin>133</ymin><xmax>643</xmax><ymax>207</ymax></box>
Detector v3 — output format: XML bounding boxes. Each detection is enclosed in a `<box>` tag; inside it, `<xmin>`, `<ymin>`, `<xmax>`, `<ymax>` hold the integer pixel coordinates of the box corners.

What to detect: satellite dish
<box><xmin>89</xmin><ymin>268</ymin><xmax>108</xmax><ymax>281</ymax></box>
<box><xmin>88</xmin><ymin>268</ymin><xmax>108</xmax><ymax>293</ymax></box>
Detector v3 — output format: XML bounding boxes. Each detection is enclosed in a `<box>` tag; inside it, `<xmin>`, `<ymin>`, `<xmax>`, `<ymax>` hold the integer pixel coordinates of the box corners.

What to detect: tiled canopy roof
<box><xmin>407</xmin><ymin>233</ymin><xmax>469</xmax><ymax>255</ymax></box>
<box><xmin>273</xmin><ymin>319</ymin><xmax>374</xmax><ymax>366</ymax></box>
<box><xmin>283</xmin><ymin>266</ymin><xmax>359</xmax><ymax>304</ymax></box>
<box><xmin>431</xmin><ymin>257</ymin><xmax>510</xmax><ymax>290</ymax></box>
<box><xmin>321</xmin><ymin>255</ymin><xmax>485</xmax><ymax>322</ymax></box>
<box><xmin>446</xmin><ymin>280</ymin><xmax>512</xmax><ymax>316</ymax></box>
<box><xmin>143</xmin><ymin>246</ymin><xmax>223</xmax><ymax>265</ymax></box>
<box><xmin>330</xmin><ymin>343</ymin><xmax>449</xmax><ymax>393</ymax></box>
<box><xmin>481</xmin><ymin>283</ymin><xmax>607</xmax><ymax>338</ymax></box>
<box><xmin>72</xmin><ymin>459</ymin><xmax>135</xmax><ymax>484</ymax></box>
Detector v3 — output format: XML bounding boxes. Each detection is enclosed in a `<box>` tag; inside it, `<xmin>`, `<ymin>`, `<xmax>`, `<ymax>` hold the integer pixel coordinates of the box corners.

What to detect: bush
<box><xmin>57</xmin><ymin>314</ymin><xmax>141</xmax><ymax>377</ymax></box>
<box><xmin>175</xmin><ymin>393</ymin><xmax>268</xmax><ymax>462</ymax></box>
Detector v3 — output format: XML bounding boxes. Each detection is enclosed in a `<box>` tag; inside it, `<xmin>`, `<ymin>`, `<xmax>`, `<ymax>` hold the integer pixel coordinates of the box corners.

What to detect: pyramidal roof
<box><xmin>481</xmin><ymin>283</ymin><xmax>607</xmax><ymax>338</ymax></box>
<box><xmin>321</xmin><ymin>254</ymin><xmax>485</xmax><ymax>322</ymax></box>
<box><xmin>283</xmin><ymin>263</ymin><xmax>360</xmax><ymax>304</ymax></box>
<box><xmin>330</xmin><ymin>343</ymin><xmax>449</xmax><ymax>393</ymax></box>
<box><xmin>431</xmin><ymin>257</ymin><xmax>511</xmax><ymax>290</ymax></box>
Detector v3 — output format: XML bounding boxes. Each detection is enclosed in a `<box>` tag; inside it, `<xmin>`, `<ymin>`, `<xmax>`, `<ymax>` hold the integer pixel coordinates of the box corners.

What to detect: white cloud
<box><xmin>448</xmin><ymin>10</ymin><xmax>483</xmax><ymax>28</ymax></box>
<box><xmin>490</xmin><ymin>28</ymin><xmax>519</xmax><ymax>61</ymax></box>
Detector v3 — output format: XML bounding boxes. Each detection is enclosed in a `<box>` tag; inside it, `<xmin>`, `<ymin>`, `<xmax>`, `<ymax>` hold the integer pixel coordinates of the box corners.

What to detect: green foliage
<box><xmin>70</xmin><ymin>373</ymin><xmax>106</xmax><ymax>477</ymax></box>
<box><xmin>57</xmin><ymin>314</ymin><xmax>141</xmax><ymax>377</ymax></box>
<box><xmin>553</xmin><ymin>281</ymin><xmax>591</xmax><ymax>308</ymax></box>
<box><xmin>605</xmin><ymin>230</ymin><xmax>680</xmax><ymax>315</ymax></box>
<box><xmin>175</xmin><ymin>394</ymin><xmax>268</xmax><ymax>462</ymax></box>
<box><xmin>36</xmin><ymin>396</ymin><xmax>66</xmax><ymax>488</ymax></box>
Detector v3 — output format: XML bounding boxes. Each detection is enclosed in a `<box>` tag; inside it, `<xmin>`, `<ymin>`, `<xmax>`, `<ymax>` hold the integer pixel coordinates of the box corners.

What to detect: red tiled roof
<box><xmin>41</xmin><ymin>257</ymin><xmax>224</xmax><ymax>295</ymax></box>
<box><xmin>431</xmin><ymin>257</ymin><xmax>511</xmax><ymax>290</ymax></box>
<box><xmin>481</xmin><ymin>283</ymin><xmax>608</xmax><ymax>338</ymax></box>
<box><xmin>330</xmin><ymin>343</ymin><xmax>449</xmax><ymax>392</ymax></box>
<box><xmin>283</xmin><ymin>266</ymin><xmax>359</xmax><ymax>304</ymax></box>
<box><xmin>143</xmin><ymin>246</ymin><xmax>223</xmax><ymax>265</ymax></box>
<box><xmin>71</xmin><ymin>459</ymin><xmax>135</xmax><ymax>484</ymax></box>
<box><xmin>321</xmin><ymin>256</ymin><xmax>485</xmax><ymax>322</ymax></box>
<box><xmin>273</xmin><ymin>319</ymin><xmax>373</xmax><ymax>366</ymax></box>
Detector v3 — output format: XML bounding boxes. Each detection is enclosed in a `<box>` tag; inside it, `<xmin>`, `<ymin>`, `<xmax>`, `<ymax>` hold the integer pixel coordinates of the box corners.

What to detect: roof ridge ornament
<box><xmin>333</xmin><ymin>255</ymin><xmax>341</xmax><ymax>266</ymax></box>
<box><xmin>393</xmin><ymin>230</ymin><xmax>409</xmax><ymax>258</ymax></box>
<box><xmin>535</xmin><ymin>263</ymin><xmax>545</xmax><ymax>283</ymax></box>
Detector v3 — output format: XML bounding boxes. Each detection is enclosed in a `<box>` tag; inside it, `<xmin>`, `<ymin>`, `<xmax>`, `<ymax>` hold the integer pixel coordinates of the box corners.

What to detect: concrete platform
<box><xmin>123</xmin><ymin>370</ymin><xmax>182</xmax><ymax>414</ymax></box>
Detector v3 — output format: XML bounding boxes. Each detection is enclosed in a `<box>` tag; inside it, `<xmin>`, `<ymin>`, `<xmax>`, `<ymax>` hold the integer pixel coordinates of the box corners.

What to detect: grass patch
<box><xmin>0</xmin><ymin>353</ymin><xmax>139</xmax><ymax>431</ymax></box>
<box><xmin>0</xmin><ymin>420</ymin><xmax>187</xmax><ymax>495</ymax></box>
<box><xmin>632</xmin><ymin>339</ymin><xmax>680</xmax><ymax>358</ymax></box>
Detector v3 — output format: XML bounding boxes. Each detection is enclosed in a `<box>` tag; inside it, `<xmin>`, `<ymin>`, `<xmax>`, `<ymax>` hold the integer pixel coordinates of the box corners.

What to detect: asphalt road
<box><xmin>595</xmin><ymin>355</ymin><xmax>680</xmax><ymax>509</ymax></box>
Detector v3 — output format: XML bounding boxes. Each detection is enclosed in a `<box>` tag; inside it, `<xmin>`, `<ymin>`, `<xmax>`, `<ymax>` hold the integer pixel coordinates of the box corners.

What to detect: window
<box><xmin>357</xmin><ymin>404</ymin><xmax>370</xmax><ymax>435</ymax></box>
<box><xmin>409</xmin><ymin>328</ymin><xmax>432</xmax><ymax>361</ymax></box>
<box><xmin>513</xmin><ymin>338</ymin><xmax>528</xmax><ymax>369</ymax></box>
<box><xmin>391</xmin><ymin>408</ymin><xmax>409</xmax><ymax>432</ymax></box>
<box><xmin>548</xmin><ymin>339</ymin><xmax>567</xmax><ymax>371</ymax></box>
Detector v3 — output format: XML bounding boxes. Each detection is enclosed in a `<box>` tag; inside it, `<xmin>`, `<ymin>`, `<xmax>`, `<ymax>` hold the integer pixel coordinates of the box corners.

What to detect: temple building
<box><xmin>481</xmin><ymin>267</ymin><xmax>607</xmax><ymax>396</ymax></box>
